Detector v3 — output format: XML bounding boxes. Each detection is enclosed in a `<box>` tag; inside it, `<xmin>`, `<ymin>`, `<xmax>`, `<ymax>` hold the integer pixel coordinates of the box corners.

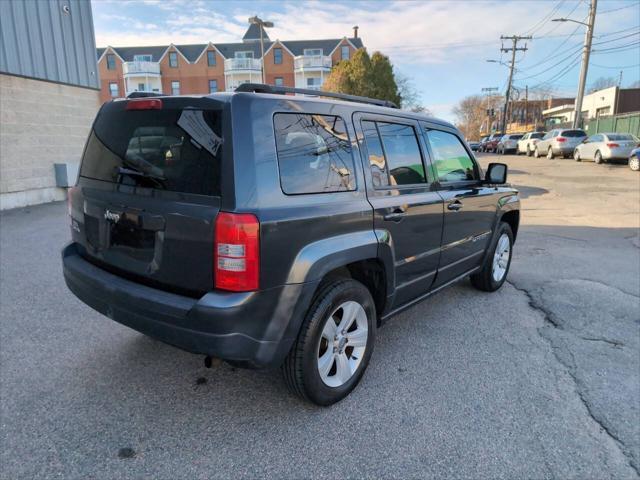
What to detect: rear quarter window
<box><xmin>273</xmin><ymin>113</ymin><xmax>355</xmax><ymax>195</ymax></box>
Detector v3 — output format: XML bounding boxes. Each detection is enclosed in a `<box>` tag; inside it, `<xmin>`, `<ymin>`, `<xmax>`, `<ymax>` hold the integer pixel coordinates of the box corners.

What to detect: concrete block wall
<box><xmin>0</xmin><ymin>73</ymin><xmax>100</xmax><ymax>210</ymax></box>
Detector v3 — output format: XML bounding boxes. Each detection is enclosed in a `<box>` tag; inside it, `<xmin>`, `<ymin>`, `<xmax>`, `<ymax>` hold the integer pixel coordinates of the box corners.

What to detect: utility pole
<box><xmin>524</xmin><ymin>85</ymin><xmax>528</xmax><ymax>127</ymax></box>
<box><xmin>499</xmin><ymin>35</ymin><xmax>531</xmax><ymax>134</ymax></box>
<box><xmin>571</xmin><ymin>0</ymin><xmax>597</xmax><ymax>128</ymax></box>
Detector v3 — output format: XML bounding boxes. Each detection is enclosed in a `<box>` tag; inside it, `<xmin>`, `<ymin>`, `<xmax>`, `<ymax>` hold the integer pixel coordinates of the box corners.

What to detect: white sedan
<box><xmin>574</xmin><ymin>132</ymin><xmax>640</xmax><ymax>164</ymax></box>
<box><xmin>517</xmin><ymin>132</ymin><xmax>545</xmax><ymax>156</ymax></box>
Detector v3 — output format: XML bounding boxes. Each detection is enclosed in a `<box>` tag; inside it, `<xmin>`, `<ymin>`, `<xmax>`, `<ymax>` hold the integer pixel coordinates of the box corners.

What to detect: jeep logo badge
<box><xmin>104</xmin><ymin>210</ymin><xmax>120</xmax><ymax>223</ymax></box>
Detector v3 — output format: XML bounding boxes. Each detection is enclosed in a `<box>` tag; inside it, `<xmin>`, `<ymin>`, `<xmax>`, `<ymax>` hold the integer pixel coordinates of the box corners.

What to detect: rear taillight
<box><xmin>214</xmin><ymin>212</ymin><xmax>259</xmax><ymax>292</ymax></box>
<box><xmin>556</xmin><ymin>137</ymin><xmax>566</xmax><ymax>143</ymax></box>
<box><xmin>126</xmin><ymin>98</ymin><xmax>163</xmax><ymax>110</ymax></box>
<box><xmin>606</xmin><ymin>143</ymin><xmax>619</xmax><ymax>148</ymax></box>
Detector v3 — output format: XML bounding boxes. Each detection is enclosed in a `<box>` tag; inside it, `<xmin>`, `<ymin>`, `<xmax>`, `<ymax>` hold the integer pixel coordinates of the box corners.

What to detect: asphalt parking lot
<box><xmin>1</xmin><ymin>153</ymin><xmax>638</xmax><ymax>479</ymax></box>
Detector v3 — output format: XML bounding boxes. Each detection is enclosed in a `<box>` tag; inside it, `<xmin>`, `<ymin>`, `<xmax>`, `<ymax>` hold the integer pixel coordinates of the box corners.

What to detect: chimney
<box><xmin>353</xmin><ymin>25</ymin><xmax>359</xmax><ymax>38</ymax></box>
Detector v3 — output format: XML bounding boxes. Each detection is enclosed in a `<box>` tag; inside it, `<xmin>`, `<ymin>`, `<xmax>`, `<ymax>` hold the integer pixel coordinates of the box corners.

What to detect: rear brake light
<box><xmin>556</xmin><ymin>137</ymin><xmax>566</xmax><ymax>143</ymax></box>
<box><xmin>606</xmin><ymin>143</ymin><xmax>619</xmax><ymax>148</ymax></box>
<box><xmin>214</xmin><ymin>212</ymin><xmax>259</xmax><ymax>292</ymax></box>
<box><xmin>126</xmin><ymin>99</ymin><xmax>163</xmax><ymax>110</ymax></box>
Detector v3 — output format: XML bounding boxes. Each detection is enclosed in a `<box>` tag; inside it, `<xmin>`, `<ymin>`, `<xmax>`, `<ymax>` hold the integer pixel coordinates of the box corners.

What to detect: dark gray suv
<box><xmin>63</xmin><ymin>84</ymin><xmax>520</xmax><ymax>405</ymax></box>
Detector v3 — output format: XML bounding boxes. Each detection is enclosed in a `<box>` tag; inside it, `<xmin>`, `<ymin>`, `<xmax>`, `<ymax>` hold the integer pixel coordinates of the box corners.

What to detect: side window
<box><xmin>425</xmin><ymin>129</ymin><xmax>478</xmax><ymax>183</ymax></box>
<box><xmin>377</xmin><ymin>123</ymin><xmax>426</xmax><ymax>186</ymax></box>
<box><xmin>273</xmin><ymin>113</ymin><xmax>355</xmax><ymax>194</ymax></box>
<box><xmin>552</xmin><ymin>130</ymin><xmax>560</xmax><ymax>137</ymax></box>
<box><xmin>362</xmin><ymin>121</ymin><xmax>389</xmax><ymax>188</ymax></box>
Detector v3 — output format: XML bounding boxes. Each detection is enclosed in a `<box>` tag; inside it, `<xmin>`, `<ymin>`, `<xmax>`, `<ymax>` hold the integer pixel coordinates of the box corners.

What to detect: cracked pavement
<box><xmin>1</xmin><ymin>153</ymin><xmax>639</xmax><ymax>479</ymax></box>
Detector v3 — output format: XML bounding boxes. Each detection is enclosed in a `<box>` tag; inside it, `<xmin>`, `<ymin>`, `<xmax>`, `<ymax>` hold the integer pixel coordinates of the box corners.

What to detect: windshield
<box><xmin>80</xmin><ymin>105</ymin><xmax>224</xmax><ymax>196</ymax></box>
<box><xmin>562</xmin><ymin>130</ymin><xmax>586</xmax><ymax>138</ymax></box>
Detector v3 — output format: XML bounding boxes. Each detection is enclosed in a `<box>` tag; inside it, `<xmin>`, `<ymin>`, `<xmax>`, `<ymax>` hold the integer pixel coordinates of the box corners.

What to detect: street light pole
<box><xmin>248</xmin><ymin>16</ymin><xmax>274</xmax><ymax>85</ymax></box>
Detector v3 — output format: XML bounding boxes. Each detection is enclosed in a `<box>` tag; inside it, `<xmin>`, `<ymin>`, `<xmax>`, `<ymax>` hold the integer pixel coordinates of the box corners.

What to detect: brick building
<box><xmin>97</xmin><ymin>25</ymin><xmax>364</xmax><ymax>103</ymax></box>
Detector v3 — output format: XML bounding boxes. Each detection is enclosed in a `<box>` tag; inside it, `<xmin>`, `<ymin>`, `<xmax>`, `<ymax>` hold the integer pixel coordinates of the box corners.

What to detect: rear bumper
<box><xmin>552</xmin><ymin>145</ymin><xmax>575</xmax><ymax>155</ymax></box>
<box><xmin>62</xmin><ymin>243</ymin><xmax>318</xmax><ymax>367</ymax></box>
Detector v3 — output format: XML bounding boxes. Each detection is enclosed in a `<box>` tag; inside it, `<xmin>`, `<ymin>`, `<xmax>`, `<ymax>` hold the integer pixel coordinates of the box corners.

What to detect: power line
<box><xmin>522</xmin><ymin>0</ymin><xmax>567</xmax><ymax>36</ymax></box>
<box><xmin>590</xmin><ymin>61</ymin><xmax>640</xmax><ymax>69</ymax></box>
<box><xmin>535</xmin><ymin>0</ymin><xmax>585</xmax><ymax>37</ymax></box>
<box><xmin>599</xmin><ymin>3</ymin><xmax>640</xmax><ymax>14</ymax></box>
<box><xmin>593</xmin><ymin>40</ymin><xmax>640</xmax><ymax>53</ymax></box>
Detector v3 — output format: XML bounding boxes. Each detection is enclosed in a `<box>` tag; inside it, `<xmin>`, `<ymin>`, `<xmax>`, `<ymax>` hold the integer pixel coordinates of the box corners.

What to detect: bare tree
<box><xmin>629</xmin><ymin>79</ymin><xmax>640</xmax><ymax>88</ymax></box>
<box><xmin>588</xmin><ymin>76</ymin><xmax>618</xmax><ymax>93</ymax></box>
<box><xmin>396</xmin><ymin>73</ymin><xmax>432</xmax><ymax>115</ymax></box>
<box><xmin>453</xmin><ymin>94</ymin><xmax>502</xmax><ymax>140</ymax></box>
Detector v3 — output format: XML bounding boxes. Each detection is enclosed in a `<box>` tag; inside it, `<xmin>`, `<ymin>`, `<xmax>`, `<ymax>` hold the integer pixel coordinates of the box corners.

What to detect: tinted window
<box><xmin>510</xmin><ymin>134</ymin><xmax>523</xmax><ymax>140</ymax></box>
<box><xmin>207</xmin><ymin>51</ymin><xmax>216</xmax><ymax>66</ymax></box>
<box><xmin>531</xmin><ymin>132</ymin><xmax>544</xmax><ymax>139</ymax></box>
<box><xmin>377</xmin><ymin>123</ymin><xmax>426</xmax><ymax>185</ymax></box>
<box><xmin>274</xmin><ymin>113</ymin><xmax>355</xmax><ymax>194</ymax></box>
<box><xmin>80</xmin><ymin>106</ymin><xmax>224</xmax><ymax>196</ymax></box>
<box><xmin>562</xmin><ymin>129</ymin><xmax>586</xmax><ymax>137</ymax></box>
<box><xmin>426</xmin><ymin>129</ymin><xmax>478</xmax><ymax>183</ymax></box>
<box><xmin>274</xmin><ymin>48</ymin><xmax>282</xmax><ymax>64</ymax></box>
<box><xmin>362</xmin><ymin>121</ymin><xmax>389</xmax><ymax>188</ymax></box>
<box><xmin>607</xmin><ymin>134</ymin><xmax>635</xmax><ymax>141</ymax></box>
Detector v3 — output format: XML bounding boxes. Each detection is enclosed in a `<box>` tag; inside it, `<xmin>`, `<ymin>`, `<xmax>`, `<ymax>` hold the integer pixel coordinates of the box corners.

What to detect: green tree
<box><xmin>323</xmin><ymin>49</ymin><xmax>401</xmax><ymax>106</ymax></box>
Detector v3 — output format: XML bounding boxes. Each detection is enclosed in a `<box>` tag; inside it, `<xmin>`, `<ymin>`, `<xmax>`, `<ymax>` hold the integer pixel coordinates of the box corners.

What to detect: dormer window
<box><xmin>133</xmin><ymin>54</ymin><xmax>152</xmax><ymax>62</ymax></box>
<box><xmin>304</xmin><ymin>49</ymin><xmax>322</xmax><ymax>57</ymax></box>
<box><xmin>235</xmin><ymin>51</ymin><xmax>254</xmax><ymax>59</ymax></box>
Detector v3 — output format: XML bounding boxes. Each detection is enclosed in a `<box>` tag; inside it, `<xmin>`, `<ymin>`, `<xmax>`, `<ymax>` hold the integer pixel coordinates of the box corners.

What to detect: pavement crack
<box><xmin>578</xmin><ymin>336</ymin><xmax>625</xmax><ymax>348</ymax></box>
<box><xmin>507</xmin><ymin>280</ymin><xmax>640</xmax><ymax>476</ymax></box>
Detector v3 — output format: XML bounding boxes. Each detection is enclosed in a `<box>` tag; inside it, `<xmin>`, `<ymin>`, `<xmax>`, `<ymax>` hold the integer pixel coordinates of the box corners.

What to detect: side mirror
<box><xmin>485</xmin><ymin>162</ymin><xmax>507</xmax><ymax>184</ymax></box>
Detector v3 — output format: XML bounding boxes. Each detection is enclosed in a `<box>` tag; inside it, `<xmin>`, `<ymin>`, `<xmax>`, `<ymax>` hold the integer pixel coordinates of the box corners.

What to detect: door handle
<box><xmin>447</xmin><ymin>201</ymin><xmax>463</xmax><ymax>211</ymax></box>
<box><xmin>383</xmin><ymin>208</ymin><xmax>407</xmax><ymax>222</ymax></box>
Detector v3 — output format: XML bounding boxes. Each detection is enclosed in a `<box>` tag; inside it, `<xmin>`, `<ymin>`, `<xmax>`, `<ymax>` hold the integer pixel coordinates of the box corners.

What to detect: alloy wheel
<box><xmin>492</xmin><ymin>233</ymin><xmax>511</xmax><ymax>283</ymax></box>
<box><xmin>629</xmin><ymin>156</ymin><xmax>640</xmax><ymax>171</ymax></box>
<box><xmin>317</xmin><ymin>301</ymin><xmax>368</xmax><ymax>388</ymax></box>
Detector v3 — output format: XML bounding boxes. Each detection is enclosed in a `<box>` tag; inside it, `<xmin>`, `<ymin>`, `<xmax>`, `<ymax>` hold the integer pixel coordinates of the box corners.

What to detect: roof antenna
<box><xmin>353</xmin><ymin>25</ymin><xmax>359</xmax><ymax>39</ymax></box>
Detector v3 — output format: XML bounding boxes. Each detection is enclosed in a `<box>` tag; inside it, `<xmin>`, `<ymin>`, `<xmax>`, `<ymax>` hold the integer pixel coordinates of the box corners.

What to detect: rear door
<box><xmin>70</xmin><ymin>96</ymin><xmax>229</xmax><ymax>295</ymax></box>
<box><xmin>354</xmin><ymin>113</ymin><xmax>443</xmax><ymax>307</ymax></box>
<box><xmin>421</xmin><ymin>123</ymin><xmax>498</xmax><ymax>286</ymax></box>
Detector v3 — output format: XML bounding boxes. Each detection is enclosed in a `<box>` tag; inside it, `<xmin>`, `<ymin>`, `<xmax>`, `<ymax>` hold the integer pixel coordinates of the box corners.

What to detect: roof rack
<box><xmin>126</xmin><ymin>91</ymin><xmax>164</xmax><ymax>99</ymax></box>
<box><xmin>234</xmin><ymin>83</ymin><xmax>399</xmax><ymax>109</ymax></box>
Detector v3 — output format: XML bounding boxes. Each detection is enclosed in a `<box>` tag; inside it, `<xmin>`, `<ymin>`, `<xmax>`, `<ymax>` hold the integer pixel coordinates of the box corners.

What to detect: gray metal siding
<box><xmin>0</xmin><ymin>0</ymin><xmax>98</xmax><ymax>89</ymax></box>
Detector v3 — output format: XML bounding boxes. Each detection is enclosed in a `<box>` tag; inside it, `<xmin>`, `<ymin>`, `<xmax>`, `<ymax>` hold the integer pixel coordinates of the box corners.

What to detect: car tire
<box><xmin>282</xmin><ymin>278</ymin><xmax>376</xmax><ymax>406</ymax></box>
<box><xmin>594</xmin><ymin>151</ymin><xmax>603</xmax><ymax>164</ymax></box>
<box><xmin>470</xmin><ymin>222</ymin><xmax>514</xmax><ymax>292</ymax></box>
<box><xmin>534</xmin><ymin>147</ymin><xmax>540</xmax><ymax>158</ymax></box>
<box><xmin>547</xmin><ymin>148</ymin><xmax>554</xmax><ymax>159</ymax></box>
<box><xmin>526</xmin><ymin>146</ymin><xmax>532</xmax><ymax>157</ymax></box>
<box><xmin>574</xmin><ymin>149</ymin><xmax>581</xmax><ymax>162</ymax></box>
<box><xmin>630</xmin><ymin>156</ymin><xmax>640</xmax><ymax>171</ymax></box>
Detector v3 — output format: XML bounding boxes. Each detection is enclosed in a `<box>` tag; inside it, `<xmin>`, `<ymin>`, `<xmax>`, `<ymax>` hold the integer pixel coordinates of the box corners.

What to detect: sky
<box><xmin>91</xmin><ymin>0</ymin><xmax>640</xmax><ymax>122</ymax></box>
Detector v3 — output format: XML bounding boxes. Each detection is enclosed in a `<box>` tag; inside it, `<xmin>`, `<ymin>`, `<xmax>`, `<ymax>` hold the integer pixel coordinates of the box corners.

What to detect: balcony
<box><xmin>224</xmin><ymin>58</ymin><xmax>262</xmax><ymax>73</ymax></box>
<box><xmin>122</xmin><ymin>61</ymin><xmax>161</xmax><ymax>77</ymax></box>
<box><xmin>294</xmin><ymin>55</ymin><xmax>332</xmax><ymax>71</ymax></box>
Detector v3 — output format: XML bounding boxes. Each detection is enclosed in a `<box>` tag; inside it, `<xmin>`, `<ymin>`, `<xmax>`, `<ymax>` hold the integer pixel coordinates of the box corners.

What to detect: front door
<box><xmin>421</xmin><ymin>124</ymin><xmax>498</xmax><ymax>286</ymax></box>
<box><xmin>354</xmin><ymin>114</ymin><xmax>443</xmax><ymax>308</ymax></box>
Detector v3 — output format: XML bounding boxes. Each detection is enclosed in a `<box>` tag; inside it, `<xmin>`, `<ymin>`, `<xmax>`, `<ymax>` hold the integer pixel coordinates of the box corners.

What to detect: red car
<box><xmin>483</xmin><ymin>133</ymin><xmax>504</xmax><ymax>153</ymax></box>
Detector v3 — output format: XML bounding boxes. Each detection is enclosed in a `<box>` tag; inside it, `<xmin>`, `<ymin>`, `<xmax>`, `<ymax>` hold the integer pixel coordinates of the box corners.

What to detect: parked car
<box><xmin>517</xmin><ymin>132</ymin><xmax>545</xmax><ymax>156</ymax></box>
<box><xmin>484</xmin><ymin>133</ymin><xmax>504</xmax><ymax>153</ymax></box>
<box><xmin>573</xmin><ymin>132</ymin><xmax>640</xmax><ymax>164</ymax></box>
<box><xmin>467</xmin><ymin>140</ymin><xmax>481</xmax><ymax>151</ymax></box>
<box><xmin>496</xmin><ymin>133</ymin><xmax>524</xmax><ymax>154</ymax></box>
<box><xmin>629</xmin><ymin>147</ymin><xmax>640</xmax><ymax>171</ymax></box>
<box><xmin>478</xmin><ymin>136</ymin><xmax>490</xmax><ymax>152</ymax></box>
<box><xmin>534</xmin><ymin>128</ymin><xmax>587</xmax><ymax>159</ymax></box>
<box><xmin>62</xmin><ymin>84</ymin><xmax>520</xmax><ymax>406</ymax></box>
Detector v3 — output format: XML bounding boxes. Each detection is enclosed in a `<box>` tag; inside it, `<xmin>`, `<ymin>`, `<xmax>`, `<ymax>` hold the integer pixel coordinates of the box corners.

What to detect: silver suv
<box><xmin>534</xmin><ymin>128</ymin><xmax>586</xmax><ymax>159</ymax></box>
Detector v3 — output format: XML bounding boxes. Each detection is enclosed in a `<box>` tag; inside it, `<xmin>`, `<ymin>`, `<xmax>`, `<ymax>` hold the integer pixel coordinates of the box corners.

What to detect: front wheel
<box><xmin>630</xmin><ymin>156</ymin><xmax>640</xmax><ymax>171</ymax></box>
<box><xmin>574</xmin><ymin>149</ymin><xmax>581</xmax><ymax>162</ymax></box>
<box><xmin>471</xmin><ymin>222</ymin><xmax>513</xmax><ymax>292</ymax></box>
<box><xmin>594</xmin><ymin>151</ymin><xmax>603</xmax><ymax>164</ymax></box>
<box><xmin>547</xmin><ymin>148</ymin><xmax>554</xmax><ymax>159</ymax></box>
<box><xmin>283</xmin><ymin>279</ymin><xmax>376</xmax><ymax>406</ymax></box>
<box><xmin>534</xmin><ymin>147</ymin><xmax>540</xmax><ymax>158</ymax></box>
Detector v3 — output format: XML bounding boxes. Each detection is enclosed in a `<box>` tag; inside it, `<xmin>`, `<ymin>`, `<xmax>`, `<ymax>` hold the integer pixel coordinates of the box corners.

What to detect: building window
<box><xmin>304</xmin><ymin>48</ymin><xmax>322</xmax><ymax>57</ymax></box>
<box><xmin>169</xmin><ymin>52</ymin><xmax>178</xmax><ymax>68</ymax></box>
<box><xmin>235</xmin><ymin>51</ymin><xmax>253</xmax><ymax>58</ymax></box>
<box><xmin>209</xmin><ymin>79</ymin><xmax>218</xmax><ymax>93</ymax></box>
<box><xmin>274</xmin><ymin>77</ymin><xmax>284</xmax><ymax>87</ymax></box>
<box><xmin>171</xmin><ymin>81</ymin><xmax>180</xmax><ymax>95</ymax></box>
<box><xmin>273</xmin><ymin>113</ymin><xmax>355</xmax><ymax>194</ymax></box>
<box><xmin>106</xmin><ymin>54</ymin><xmax>116</xmax><ymax>70</ymax></box>
<box><xmin>207</xmin><ymin>51</ymin><xmax>216</xmax><ymax>67</ymax></box>
<box><xmin>133</xmin><ymin>54</ymin><xmax>152</xmax><ymax>62</ymax></box>
<box><xmin>109</xmin><ymin>82</ymin><xmax>118</xmax><ymax>97</ymax></box>
<box><xmin>137</xmin><ymin>83</ymin><xmax>145</xmax><ymax>91</ymax></box>
<box><xmin>274</xmin><ymin>48</ymin><xmax>282</xmax><ymax>64</ymax></box>
<box><xmin>341</xmin><ymin>45</ymin><xmax>350</xmax><ymax>61</ymax></box>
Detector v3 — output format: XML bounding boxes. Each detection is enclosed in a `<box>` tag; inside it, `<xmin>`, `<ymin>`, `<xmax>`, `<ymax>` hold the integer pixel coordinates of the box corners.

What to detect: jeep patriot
<box><xmin>63</xmin><ymin>84</ymin><xmax>520</xmax><ymax>405</ymax></box>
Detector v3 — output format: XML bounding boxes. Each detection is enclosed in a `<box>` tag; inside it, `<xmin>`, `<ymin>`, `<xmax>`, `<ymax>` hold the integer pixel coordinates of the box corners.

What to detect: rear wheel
<box><xmin>574</xmin><ymin>149</ymin><xmax>581</xmax><ymax>162</ymax></box>
<box><xmin>547</xmin><ymin>148</ymin><xmax>554</xmax><ymax>159</ymax></box>
<box><xmin>283</xmin><ymin>279</ymin><xmax>376</xmax><ymax>406</ymax></box>
<box><xmin>630</xmin><ymin>156</ymin><xmax>640</xmax><ymax>171</ymax></box>
<box><xmin>471</xmin><ymin>222</ymin><xmax>513</xmax><ymax>292</ymax></box>
<box><xmin>594</xmin><ymin>151</ymin><xmax>603</xmax><ymax>164</ymax></box>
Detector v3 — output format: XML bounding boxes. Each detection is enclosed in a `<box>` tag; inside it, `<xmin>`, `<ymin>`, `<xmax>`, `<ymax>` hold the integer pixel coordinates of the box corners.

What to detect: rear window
<box><xmin>562</xmin><ymin>130</ymin><xmax>586</xmax><ymax>137</ymax></box>
<box><xmin>509</xmin><ymin>135</ymin><xmax>523</xmax><ymax>140</ymax></box>
<box><xmin>80</xmin><ymin>104</ymin><xmax>223</xmax><ymax>196</ymax></box>
<box><xmin>608</xmin><ymin>134</ymin><xmax>635</xmax><ymax>141</ymax></box>
<box><xmin>273</xmin><ymin>113</ymin><xmax>355</xmax><ymax>195</ymax></box>
<box><xmin>531</xmin><ymin>132</ymin><xmax>544</xmax><ymax>139</ymax></box>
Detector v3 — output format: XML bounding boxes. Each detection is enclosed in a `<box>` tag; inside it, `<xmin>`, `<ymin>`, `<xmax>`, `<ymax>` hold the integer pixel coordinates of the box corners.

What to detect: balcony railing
<box><xmin>122</xmin><ymin>61</ymin><xmax>161</xmax><ymax>76</ymax></box>
<box><xmin>294</xmin><ymin>55</ymin><xmax>332</xmax><ymax>71</ymax></box>
<box><xmin>224</xmin><ymin>58</ymin><xmax>262</xmax><ymax>72</ymax></box>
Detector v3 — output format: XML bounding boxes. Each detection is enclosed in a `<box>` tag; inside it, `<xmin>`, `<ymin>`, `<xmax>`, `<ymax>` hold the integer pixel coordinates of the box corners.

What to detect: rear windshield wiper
<box><xmin>115</xmin><ymin>166</ymin><xmax>167</xmax><ymax>188</ymax></box>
